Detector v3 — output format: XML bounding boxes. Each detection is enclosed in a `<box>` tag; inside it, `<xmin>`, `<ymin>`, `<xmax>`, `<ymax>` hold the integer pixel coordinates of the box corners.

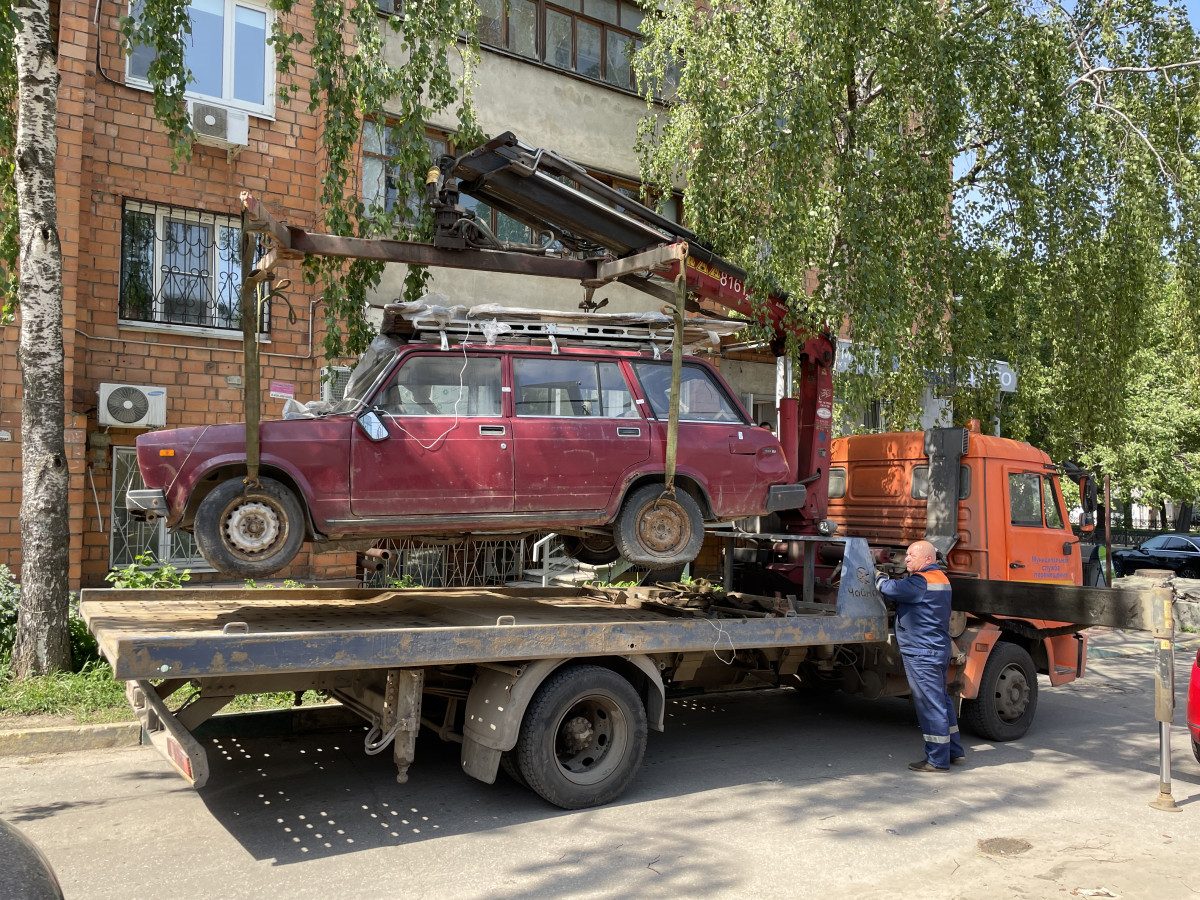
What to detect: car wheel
<box><xmin>194</xmin><ymin>477</ymin><xmax>306</xmax><ymax>578</ymax></box>
<box><xmin>514</xmin><ymin>664</ymin><xmax>648</xmax><ymax>809</ymax></box>
<box><xmin>612</xmin><ymin>483</ymin><xmax>704</xmax><ymax>570</ymax></box>
<box><xmin>1193</xmin><ymin>739</ymin><xmax>1200</xmax><ymax>766</ymax></box>
<box><xmin>561</xmin><ymin>534</ymin><xmax>622</xmax><ymax>566</ymax></box>
<box><xmin>960</xmin><ymin>641</ymin><xmax>1039</xmax><ymax>742</ymax></box>
<box><xmin>1112</xmin><ymin>559</ymin><xmax>1125</xmax><ymax>578</ymax></box>
<box><xmin>1178</xmin><ymin>566</ymin><xmax>1200</xmax><ymax>580</ymax></box>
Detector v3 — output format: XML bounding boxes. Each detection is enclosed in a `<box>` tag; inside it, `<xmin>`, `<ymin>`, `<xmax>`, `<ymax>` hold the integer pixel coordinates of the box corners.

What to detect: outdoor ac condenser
<box><xmin>98</xmin><ymin>384</ymin><xmax>168</xmax><ymax>429</ymax></box>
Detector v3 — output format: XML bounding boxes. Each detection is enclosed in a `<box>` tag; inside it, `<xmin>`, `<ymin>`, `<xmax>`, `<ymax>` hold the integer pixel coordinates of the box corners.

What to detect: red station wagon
<box><xmin>128</xmin><ymin>306</ymin><xmax>807</xmax><ymax>577</ymax></box>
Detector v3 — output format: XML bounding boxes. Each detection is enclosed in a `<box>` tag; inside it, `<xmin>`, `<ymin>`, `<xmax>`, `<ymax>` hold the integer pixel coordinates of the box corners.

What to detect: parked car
<box><xmin>0</xmin><ymin>818</ymin><xmax>64</xmax><ymax>900</ymax></box>
<box><xmin>1189</xmin><ymin>646</ymin><xmax>1200</xmax><ymax>765</ymax></box>
<box><xmin>128</xmin><ymin>309</ymin><xmax>807</xmax><ymax>578</ymax></box>
<box><xmin>1111</xmin><ymin>533</ymin><xmax>1200</xmax><ymax>578</ymax></box>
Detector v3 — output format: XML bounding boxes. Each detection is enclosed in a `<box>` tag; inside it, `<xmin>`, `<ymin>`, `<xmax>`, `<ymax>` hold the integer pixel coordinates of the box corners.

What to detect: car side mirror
<box><xmin>357</xmin><ymin>410</ymin><xmax>389</xmax><ymax>441</ymax></box>
<box><xmin>1078</xmin><ymin>474</ymin><xmax>1098</xmax><ymax>532</ymax></box>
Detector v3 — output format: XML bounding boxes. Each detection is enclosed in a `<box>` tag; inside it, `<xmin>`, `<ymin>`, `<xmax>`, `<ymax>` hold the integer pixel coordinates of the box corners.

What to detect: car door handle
<box><xmin>479</xmin><ymin>425</ymin><xmax>506</xmax><ymax>435</ymax></box>
<box><xmin>1009</xmin><ymin>561</ymin><xmax>1026</xmax><ymax>569</ymax></box>
<box><xmin>616</xmin><ymin>427</ymin><xmax>642</xmax><ymax>437</ymax></box>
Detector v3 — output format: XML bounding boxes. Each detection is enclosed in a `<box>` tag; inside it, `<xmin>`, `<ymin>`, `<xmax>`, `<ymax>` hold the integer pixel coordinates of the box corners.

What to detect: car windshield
<box><xmin>328</xmin><ymin>335</ymin><xmax>401</xmax><ymax>413</ymax></box>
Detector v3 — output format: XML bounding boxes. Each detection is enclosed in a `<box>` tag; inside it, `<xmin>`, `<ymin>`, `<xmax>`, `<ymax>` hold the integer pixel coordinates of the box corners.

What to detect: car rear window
<box><xmin>513</xmin><ymin>358</ymin><xmax>637</xmax><ymax>418</ymax></box>
<box><xmin>632</xmin><ymin>361</ymin><xmax>743</xmax><ymax>423</ymax></box>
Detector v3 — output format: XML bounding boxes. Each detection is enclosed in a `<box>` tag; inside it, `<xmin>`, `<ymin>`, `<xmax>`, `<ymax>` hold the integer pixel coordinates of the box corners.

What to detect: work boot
<box><xmin>908</xmin><ymin>759</ymin><xmax>949</xmax><ymax>773</ymax></box>
<box><xmin>950</xmin><ymin>755</ymin><xmax>966</xmax><ymax>765</ymax></box>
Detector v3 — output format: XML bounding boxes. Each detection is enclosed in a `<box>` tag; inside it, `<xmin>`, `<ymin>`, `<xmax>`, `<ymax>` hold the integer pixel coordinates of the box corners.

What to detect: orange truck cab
<box><xmin>822</xmin><ymin>421</ymin><xmax>1091</xmax><ymax>739</ymax></box>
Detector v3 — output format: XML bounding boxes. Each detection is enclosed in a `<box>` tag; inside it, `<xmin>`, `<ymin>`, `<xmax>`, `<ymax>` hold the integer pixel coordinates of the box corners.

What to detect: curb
<box><xmin>0</xmin><ymin>705</ymin><xmax>362</xmax><ymax>760</ymax></box>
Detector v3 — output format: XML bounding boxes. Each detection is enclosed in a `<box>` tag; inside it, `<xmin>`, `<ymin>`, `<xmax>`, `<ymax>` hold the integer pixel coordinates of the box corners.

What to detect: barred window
<box><xmin>119</xmin><ymin>199</ymin><xmax>267</xmax><ymax>334</ymax></box>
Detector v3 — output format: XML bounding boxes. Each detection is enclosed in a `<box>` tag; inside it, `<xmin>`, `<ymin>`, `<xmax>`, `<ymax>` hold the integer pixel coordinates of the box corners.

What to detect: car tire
<box><xmin>194</xmin><ymin>477</ymin><xmax>306</xmax><ymax>578</ymax></box>
<box><xmin>1112</xmin><ymin>559</ymin><xmax>1125</xmax><ymax>578</ymax></box>
<box><xmin>960</xmin><ymin>641</ymin><xmax>1039</xmax><ymax>742</ymax></box>
<box><xmin>561</xmin><ymin>534</ymin><xmax>622</xmax><ymax>566</ymax></box>
<box><xmin>1193</xmin><ymin>739</ymin><xmax>1200</xmax><ymax>766</ymax></box>
<box><xmin>514</xmin><ymin>664</ymin><xmax>648</xmax><ymax>809</ymax></box>
<box><xmin>1178</xmin><ymin>566</ymin><xmax>1200</xmax><ymax>580</ymax></box>
<box><xmin>612</xmin><ymin>483</ymin><xmax>705</xmax><ymax>571</ymax></box>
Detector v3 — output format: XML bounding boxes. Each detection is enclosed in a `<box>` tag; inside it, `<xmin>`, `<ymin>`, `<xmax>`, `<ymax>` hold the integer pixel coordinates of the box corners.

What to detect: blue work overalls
<box><xmin>878</xmin><ymin>565</ymin><xmax>964</xmax><ymax>768</ymax></box>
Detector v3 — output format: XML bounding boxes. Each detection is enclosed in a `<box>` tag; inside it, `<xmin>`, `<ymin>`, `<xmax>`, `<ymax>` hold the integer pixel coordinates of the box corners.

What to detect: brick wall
<box><xmin>0</xmin><ymin>0</ymin><xmax>359</xmax><ymax>588</ymax></box>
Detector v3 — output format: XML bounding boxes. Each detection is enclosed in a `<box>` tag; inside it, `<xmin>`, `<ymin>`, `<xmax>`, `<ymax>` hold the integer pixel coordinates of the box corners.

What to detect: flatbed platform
<box><xmin>80</xmin><ymin>577</ymin><xmax>888</xmax><ymax>681</ymax></box>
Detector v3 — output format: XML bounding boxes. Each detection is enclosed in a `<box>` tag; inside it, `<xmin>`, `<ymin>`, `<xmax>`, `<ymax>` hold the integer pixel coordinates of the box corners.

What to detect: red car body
<box><xmin>1189</xmin><ymin>646</ymin><xmax>1200</xmax><ymax>764</ymax></box>
<box><xmin>131</xmin><ymin>338</ymin><xmax>801</xmax><ymax>577</ymax></box>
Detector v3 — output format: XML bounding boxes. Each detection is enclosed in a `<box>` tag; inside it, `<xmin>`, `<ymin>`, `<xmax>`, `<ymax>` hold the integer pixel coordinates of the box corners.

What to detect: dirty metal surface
<box><xmin>79</xmin><ymin>586</ymin><xmax>888</xmax><ymax>681</ymax></box>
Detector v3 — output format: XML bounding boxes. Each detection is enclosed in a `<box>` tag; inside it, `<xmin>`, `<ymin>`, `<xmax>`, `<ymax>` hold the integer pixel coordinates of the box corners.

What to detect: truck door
<box><xmin>1002</xmin><ymin>469</ymin><xmax>1076</xmax><ymax>584</ymax></box>
<box><xmin>350</xmin><ymin>353</ymin><xmax>514</xmax><ymax>517</ymax></box>
<box><xmin>510</xmin><ymin>357</ymin><xmax>649</xmax><ymax>512</ymax></box>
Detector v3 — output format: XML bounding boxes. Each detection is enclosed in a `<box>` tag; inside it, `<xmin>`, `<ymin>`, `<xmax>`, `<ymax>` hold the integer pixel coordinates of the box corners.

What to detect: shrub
<box><xmin>0</xmin><ymin>565</ymin><xmax>18</xmax><ymax>661</ymax></box>
<box><xmin>105</xmin><ymin>551</ymin><xmax>191</xmax><ymax>590</ymax></box>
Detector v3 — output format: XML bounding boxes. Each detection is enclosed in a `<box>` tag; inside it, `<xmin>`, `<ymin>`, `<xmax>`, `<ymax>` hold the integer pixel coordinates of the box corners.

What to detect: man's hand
<box><xmin>875</xmin><ymin>572</ymin><xmax>887</xmax><ymax>591</ymax></box>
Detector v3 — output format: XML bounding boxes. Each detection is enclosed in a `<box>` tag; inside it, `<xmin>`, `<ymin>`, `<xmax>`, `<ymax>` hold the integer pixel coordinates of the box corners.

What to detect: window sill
<box><xmin>124</xmin><ymin>79</ymin><xmax>276</xmax><ymax>122</ymax></box>
<box><xmin>119</xmin><ymin>320</ymin><xmax>271</xmax><ymax>344</ymax></box>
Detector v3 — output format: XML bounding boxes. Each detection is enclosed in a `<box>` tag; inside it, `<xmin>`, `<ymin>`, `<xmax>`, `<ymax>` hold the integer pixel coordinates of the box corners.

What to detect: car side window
<box><xmin>1142</xmin><ymin>535</ymin><xmax>1169</xmax><ymax>550</ymax></box>
<box><xmin>513</xmin><ymin>358</ymin><xmax>637</xmax><ymax>418</ymax></box>
<box><xmin>910</xmin><ymin>465</ymin><xmax>971</xmax><ymax>500</ymax></box>
<box><xmin>632</xmin><ymin>361</ymin><xmax>742</xmax><ymax>423</ymax></box>
<box><xmin>378</xmin><ymin>355</ymin><xmax>502</xmax><ymax>417</ymax></box>
<box><xmin>1163</xmin><ymin>537</ymin><xmax>1192</xmax><ymax>551</ymax></box>
<box><xmin>1008</xmin><ymin>473</ymin><xmax>1044</xmax><ymax>527</ymax></box>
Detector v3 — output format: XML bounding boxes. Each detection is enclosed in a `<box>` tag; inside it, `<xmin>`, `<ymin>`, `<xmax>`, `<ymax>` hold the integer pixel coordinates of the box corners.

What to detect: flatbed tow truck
<box><xmin>82</xmin><ymin>133</ymin><xmax>1186</xmax><ymax>811</ymax></box>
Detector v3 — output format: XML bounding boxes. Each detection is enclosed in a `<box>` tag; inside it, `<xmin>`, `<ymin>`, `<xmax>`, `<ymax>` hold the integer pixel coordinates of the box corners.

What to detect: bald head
<box><xmin>904</xmin><ymin>540</ymin><xmax>936</xmax><ymax>574</ymax></box>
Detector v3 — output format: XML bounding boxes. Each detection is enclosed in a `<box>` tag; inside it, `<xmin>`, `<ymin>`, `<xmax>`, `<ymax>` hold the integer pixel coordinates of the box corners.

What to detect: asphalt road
<box><xmin>2</xmin><ymin>635</ymin><xmax>1199</xmax><ymax>900</ymax></box>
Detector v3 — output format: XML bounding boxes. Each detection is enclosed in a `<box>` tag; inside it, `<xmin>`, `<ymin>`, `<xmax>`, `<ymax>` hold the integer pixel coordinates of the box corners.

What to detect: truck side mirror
<box><xmin>1079</xmin><ymin>474</ymin><xmax>1098</xmax><ymax>532</ymax></box>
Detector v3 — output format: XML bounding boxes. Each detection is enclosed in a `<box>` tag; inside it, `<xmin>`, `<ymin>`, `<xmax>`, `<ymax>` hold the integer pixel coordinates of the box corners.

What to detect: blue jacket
<box><xmin>876</xmin><ymin>565</ymin><xmax>953</xmax><ymax>661</ymax></box>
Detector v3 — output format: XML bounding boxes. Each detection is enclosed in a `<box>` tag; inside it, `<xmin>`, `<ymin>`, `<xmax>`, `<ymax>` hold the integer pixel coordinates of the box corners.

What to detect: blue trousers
<box><xmin>901</xmin><ymin>653</ymin><xmax>963</xmax><ymax>768</ymax></box>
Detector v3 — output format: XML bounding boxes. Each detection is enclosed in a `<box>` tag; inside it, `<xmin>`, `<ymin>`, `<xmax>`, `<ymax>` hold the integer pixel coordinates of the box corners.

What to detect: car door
<box><xmin>631</xmin><ymin>359</ymin><xmax>770</xmax><ymax>516</ymax></box>
<box><xmin>349</xmin><ymin>352</ymin><xmax>514</xmax><ymax>519</ymax></box>
<box><xmin>1001</xmin><ymin>469</ymin><xmax>1076</xmax><ymax>583</ymax></box>
<box><xmin>510</xmin><ymin>355</ymin><xmax>649</xmax><ymax>513</ymax></box>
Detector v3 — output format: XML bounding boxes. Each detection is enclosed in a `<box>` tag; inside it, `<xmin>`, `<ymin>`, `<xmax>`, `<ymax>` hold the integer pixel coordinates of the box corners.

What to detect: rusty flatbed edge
<box><xmin>79</xmin><ymin>586</ymin><xmax>889</xmax><ymax>681</ymax></box>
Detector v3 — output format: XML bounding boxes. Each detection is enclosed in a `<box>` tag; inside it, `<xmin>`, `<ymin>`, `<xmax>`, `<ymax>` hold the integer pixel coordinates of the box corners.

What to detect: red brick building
<box><xmin>0</xmin><ymin>0</ymin><xmax>360</xmax><ymax>589</ymax></box>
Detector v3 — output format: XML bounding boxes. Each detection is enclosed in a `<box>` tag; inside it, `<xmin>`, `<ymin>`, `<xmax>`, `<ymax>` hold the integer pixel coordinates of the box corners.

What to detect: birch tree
<box><xmin>636</xmin><ymin>0</ymin><xmax>1200</xmax><ymax>453</ymax></box>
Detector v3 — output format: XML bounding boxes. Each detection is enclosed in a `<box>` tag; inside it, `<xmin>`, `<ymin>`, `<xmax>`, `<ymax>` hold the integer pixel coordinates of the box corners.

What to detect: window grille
<box><xmin>119</xmin><ymin>199</ymin><xmax>270</xmax><ymax>334</ymax></box>
<box><xmin>362</xmin><ymin>537</ymin><xmax>525</xmax><ymax>588</ymax></box>
<box><xmin>111</xmin><ymin>448</ymin><xmax>207</xmax><ymax>569</ymax></box>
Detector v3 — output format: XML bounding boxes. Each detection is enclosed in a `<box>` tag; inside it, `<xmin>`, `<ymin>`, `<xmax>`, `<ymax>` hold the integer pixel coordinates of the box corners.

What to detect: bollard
<box><xmin>1148</xmin><ymin>586</ymin><xmax>1181</xmax><ymax>812</ymax></box>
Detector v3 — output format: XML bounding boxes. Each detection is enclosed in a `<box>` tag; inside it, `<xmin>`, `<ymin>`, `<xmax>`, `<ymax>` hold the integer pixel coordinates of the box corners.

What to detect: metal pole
<box><xmin>1148</xmin><ymin>586</ymin><xmax>1180</xmax><ymax>812</ymax></box>
<box><xmin>1103</xmin><ymin>474</ymin><xmax>1112</xmax><ymax>586</ymax></box>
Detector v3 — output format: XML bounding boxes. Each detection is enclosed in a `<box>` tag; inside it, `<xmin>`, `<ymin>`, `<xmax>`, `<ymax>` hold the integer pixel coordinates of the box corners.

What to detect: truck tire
<box><xmin>961</xmin><ymin>641</ymin><xmax>1039</xmax><ymax>742</ymax></box>
<box><xmin>514</xmin><ymin>664</ymin><xmax>647</xmax><ymax>809</ymax></box>
<box><xmin>612</xmin><ymin>484</ymin><xmax>704</xmax><ymax>571</ymax></box>
<box><xmin>194</xmin><ymin>477</ymin><xmax>305</xmax><ymax>578</ymax></box>
<box><xmin>561</xmin><ymin>535</ymin><xmax>621</xmax><ymax>566</ymax></box>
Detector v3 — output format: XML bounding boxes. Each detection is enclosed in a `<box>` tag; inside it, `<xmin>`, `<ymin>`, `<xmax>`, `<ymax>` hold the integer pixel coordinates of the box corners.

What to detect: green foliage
<box><xmin>0</xmin><ymin>0</ymin><xmax>18</xmax><ymax>317</ymax></box>
<box><xmin>387</xmin><ymin>574</ymin><xmax>422</xmax><ymax>589</ymax></box>
<box><xmin>637</xmin><ymin>0</ymin><xmax>1200</xmax><ymax>450</ymax></box>
<box><xmin>105</xmin><ymin>551</ymin><xmax>191</xmax><ymax>589</ymax></box>
<box><xmin>243</xmin><ymin>578</ymin><xmax>316</xmax><ymax>588</ymax></box>
<box><xmin>0</xmin><ymin>658</ymin><xmax>130</xmax><ymax>722</ymax></box>
<box><xmin>0</xmin><ymin>564</ymin><xmax>18</xmax><ymax>660</ymax></box>
<box><xmin>117</xmin><ymin>0</ymin><xmax>193</xmax><ymax>164</ymax></box>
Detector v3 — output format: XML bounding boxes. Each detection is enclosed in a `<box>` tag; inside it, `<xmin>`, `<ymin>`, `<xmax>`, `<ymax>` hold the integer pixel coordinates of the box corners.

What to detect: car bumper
<box><xmin>127</xmin><ymin>489</ymin><xmax>169</xmax><ymax>522</ymax></box>
<box><xmin>765</xmin><ymin>483</ymin><xmax>807</xmax><ymax>512</ymax></box>
<box><xmin>1188</xmin><ymin>656</ymin><xmax>1200</xmax><ymax>744</ymax></box>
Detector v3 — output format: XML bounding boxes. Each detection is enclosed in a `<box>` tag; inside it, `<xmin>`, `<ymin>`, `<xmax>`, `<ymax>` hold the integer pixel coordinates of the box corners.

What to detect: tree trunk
<box><xmin>1176</xmin><ymin>502</ymin><xmax>1193</xmax><ymax>533</ymax></box>
<box><xmin>11</xmin><ymin>0</ymin><xmax>71</xmax><ymax>677</ymax></box>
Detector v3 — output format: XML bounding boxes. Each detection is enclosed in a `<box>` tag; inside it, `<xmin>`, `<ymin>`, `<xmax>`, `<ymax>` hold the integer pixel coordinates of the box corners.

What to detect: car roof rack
<box><xmin>380</xmin><ymin>299</ymin><xmax>747</xmax><ymax>356</ymax></box>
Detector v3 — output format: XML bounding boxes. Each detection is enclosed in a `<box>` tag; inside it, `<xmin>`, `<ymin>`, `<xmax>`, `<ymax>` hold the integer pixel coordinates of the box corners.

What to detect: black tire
<box><xmin>1193</xmin><ymin>739</ymin><xmax>1200</xmax><ymax>766</ymax></box>
<box><xmin>561</xmin><ymin>534</ymin><xmax>622</xmax><ymax>566</ymax></box>
<box><xmin>499</xmin><ymin>751</ymin><xmax>528</xmax><ymax>788</ymax></box>
<box><xmin>612</xmin><ymin>483</ymin><xmax>705</xmax><ymax>570</ymax></box>
<box><xmin>514</xmin><ymin>664</ymin><xmax>648</xmax><ymax>809</ymax></box>
<box><xmin>1178</xmin><ymin>566</ymin><xmax>1200</xmax><ymax>580</ymax></box>
<box><xmin>1112</xmin><ymin>559</ymin><xmax>1126</xmax><ymax>578</ymax></box>
<box><xmin>961</xmin><ymin>641</ymin><xmax>1039</xmax><ymax>742</ymax></box>
<box><xmin>194</xmin><ymin>477</ymin><xmax>306</xmax><ymax>578</ymax></box>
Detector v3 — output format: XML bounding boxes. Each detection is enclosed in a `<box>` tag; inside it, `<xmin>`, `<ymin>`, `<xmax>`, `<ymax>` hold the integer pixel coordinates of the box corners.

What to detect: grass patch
<box><xmin>0</xmin><ymin>659</ymin><xmax>133</xmax><ymax>723</ymax></box>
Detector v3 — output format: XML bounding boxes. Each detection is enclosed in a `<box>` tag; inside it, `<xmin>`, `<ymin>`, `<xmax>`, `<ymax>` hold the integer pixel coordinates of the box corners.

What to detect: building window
<box><xmin>111</xmin><ymin>448</ymin><xmax>207</xmax><ymax>570</ymax></box>
<box><xmin>119</xmin><ymin>199</ymin><xmax>268</xmax><ymax>334</ymax></box>
<box><xmin>362</xmin><ymin>122</ymin><xmax>450</xmax><ymax>219</ymax></box>
<box><xmin>477</xmin><ymin>0</ymin><xmax>644</xmax><ymax>92</ymax></box>
<box><xmin>127</xmin><ymin>0</ymin><xmax>274</xmax><ymax>115</ymax></box>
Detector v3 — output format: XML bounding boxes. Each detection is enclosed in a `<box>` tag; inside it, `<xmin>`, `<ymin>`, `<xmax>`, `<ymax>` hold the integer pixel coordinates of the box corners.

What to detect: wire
<box><xmin>376</xmin><ymin>329</ymin><xmax>476</xmax><ymax>451</ymax></box>
<box><xmin>707</xmin><ymin>616</ymin><xmax>736</xmax><ymax>665</ymax></box>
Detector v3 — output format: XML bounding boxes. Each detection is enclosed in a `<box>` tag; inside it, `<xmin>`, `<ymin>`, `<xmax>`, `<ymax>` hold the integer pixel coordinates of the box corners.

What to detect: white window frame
<box><xmin>119</xmin><ymin>199</ymin><xmax>267</xmax><ymax>336</ymax></box>
<box><xmin>126</xmin><ymin>0</ymin><xmax>276</xmax><ymax>118</ymax></box>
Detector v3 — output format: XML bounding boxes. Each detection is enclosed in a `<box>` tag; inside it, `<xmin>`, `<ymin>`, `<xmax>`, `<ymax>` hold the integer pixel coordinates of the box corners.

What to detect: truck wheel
<box><xmin>194</xmin><ymin>477</ymin><xmax>305</xmax><ymax>578</ymax></box>
<box><xmin>561</xmin><ymin>535</ymin><xmax>621</xmax><ymax>566</ymax></box>
<box><xmin>514</xmin><ymin>664</ymin><xmax>647</xmax><ymax>809</ymax></box>
<box><xmin>499</xmin><ymin>751</ymin><xmax>528</xmax><ymax>788</ymax></box>
<box><xmin>612</xmin><ymin>484</ymin><xmax>704</xmax><ymax>570</ymax></box>
<box><xmin>961</xmin><ymin>641</ymin><xmax>1039</xmax><ymax>742</ymax></box>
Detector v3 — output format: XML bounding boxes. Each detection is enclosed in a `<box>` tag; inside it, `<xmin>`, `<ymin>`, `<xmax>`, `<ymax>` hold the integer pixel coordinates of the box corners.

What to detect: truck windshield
<box><xmin>329</xmin><ymin>335</ymin><xmax>401</xmax><ymax>413</ymax></box>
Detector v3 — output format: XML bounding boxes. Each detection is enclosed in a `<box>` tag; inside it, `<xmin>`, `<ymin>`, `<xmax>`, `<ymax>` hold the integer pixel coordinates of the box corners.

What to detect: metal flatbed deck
<box><xmin>80</xmin><ymin>578</ymin><xmax>888</xmax><ymax>682</ymax></box>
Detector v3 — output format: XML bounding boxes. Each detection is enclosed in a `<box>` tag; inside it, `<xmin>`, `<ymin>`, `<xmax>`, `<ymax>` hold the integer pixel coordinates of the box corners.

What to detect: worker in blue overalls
<box><xmin>875</xmin><ymin>540</ymin><xmax>965</xmax><ymax>773</ymax></box>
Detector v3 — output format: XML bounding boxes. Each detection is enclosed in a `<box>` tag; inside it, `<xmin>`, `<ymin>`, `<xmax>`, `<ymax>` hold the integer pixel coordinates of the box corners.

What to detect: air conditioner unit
<box><xmin>98</xmin><ymin>384</ymin><xmax>168</xmax><ymax>429</ymax></box>
<box><xmin>321</xmin><ymin>366</ymin><xmax>353</xmax><ymax>404</ymax></box>
<box><xmin>188</xmin><ymin>100</ymin><xmax>250</xmax><ymax>151</ymax></box>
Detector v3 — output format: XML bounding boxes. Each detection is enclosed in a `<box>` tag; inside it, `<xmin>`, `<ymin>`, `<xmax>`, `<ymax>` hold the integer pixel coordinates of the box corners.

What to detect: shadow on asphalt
<box><xmin>183</xmin><ymin>650</ymin><xmax>1200</xmax><ymax>886</ymax></box>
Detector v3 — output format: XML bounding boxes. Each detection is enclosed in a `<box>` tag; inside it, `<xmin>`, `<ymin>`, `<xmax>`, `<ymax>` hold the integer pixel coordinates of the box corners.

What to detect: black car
<box><xmin>1112</xmin><ymin>533</ymin><xmax>1200</xmax><ymax>578</ymax></box>
<box><xmin>0</xmin><ymin>818</ymin><xmax>64</xmax><ymax>900</ymax></box>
